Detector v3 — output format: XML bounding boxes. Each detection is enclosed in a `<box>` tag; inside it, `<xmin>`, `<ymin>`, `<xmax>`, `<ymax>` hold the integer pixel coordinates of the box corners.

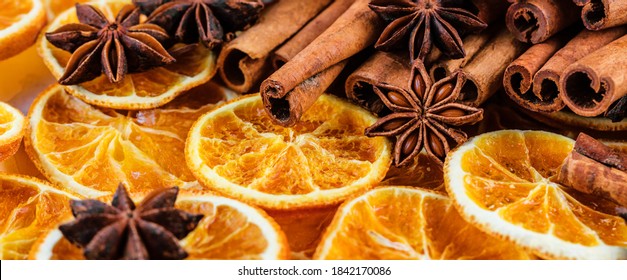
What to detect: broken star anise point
<box><xmin>365</xmin><ymin>61</ymin><xmax>483</xmax><ymax>166</ymax></box>
<box><xmin>133</xmin><ymin>0</ymin><xmax>266</xmax><ymax>48</ymax></box>
<box><xmin>45</xmin><ymin>4</ymin><xmax>176</xmax><ymax>85</ymax></box>
<box><xmin>369</xmin><ymin>0</ymin><xmax>487</xmax><ymax>61</ymax></box>
<box><xmin>59</xmin><ymin>184</ymin><xmax>204</xmax><ymax>260</ymax></box>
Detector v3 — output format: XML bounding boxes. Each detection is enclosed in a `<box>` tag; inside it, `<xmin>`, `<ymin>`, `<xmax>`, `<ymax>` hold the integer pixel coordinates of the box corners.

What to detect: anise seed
<box><xmin>402</xmin><ymin>132</ymin><xmax>419</xmax><ymax>156</ymax></box>
<box><xmin>382</xmin><ymin>119</ymin><xmax>407</xmax><ymax>131</ymax></box>
<box><xmin>413</xmin><ymin>75</ymin><xmax>426</xmax><ymax>100</ymax></box>
<box><xmin>433</xmin><ymin>83</ymin><xmax>454</xmax><ymax>104</ymax></box>
<box><xmin>429</xmin><ymin>133</ymin><xmax>445</xmax><ymax>158</ymax></box>
<box><xmin>387</xmin><ymin>91</ymin><xmax>411</xmax><ymax>107</ymax></box>
<box><xmin>440</xmin><ymin>108</ymin><xmax>466</xmax><ymax>117</ymax></box>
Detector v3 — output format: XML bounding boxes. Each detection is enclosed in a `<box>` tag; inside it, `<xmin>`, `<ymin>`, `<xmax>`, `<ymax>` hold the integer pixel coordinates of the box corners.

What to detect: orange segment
<box><xmin>0</xmin><ymin>174</ymin><xmax>77</xmax><ymax>260</ymax></box>
<box><xmin>0</xmin><ymin>0</ymin><xmax>46</xmax><ymax>60</ymax></box>
<box><xmin>37</xmin><ymin>0</ymin><xmax>216</xmax><ymax>109</ymax></box>
<box><xmin>186</xmin><ymin>94</ymin><xmax>392</xmax><ymax>210</ymax></box>
<box><xmin>29</xmin><ymin>193</ymin><xmax>289</xmax><ymax>260</ymax></box>
<box><xmin>314</xmin><ymin>187</ymin><xmax>531</xmax><ymax>260</ymax></box>
<box><xmin>0</xmin><ymin>102</ymin><xmax>25</xmax><ymax>162</ymax></box>
<box><xmin>26</xmin><ymin>83</ymin><xmax>236</xmax><ymax>198</ymax></box>
<box><xmin>445</xmin><ymin>130</ymin><xmax>627</xmax><ymax>259</ymax></box>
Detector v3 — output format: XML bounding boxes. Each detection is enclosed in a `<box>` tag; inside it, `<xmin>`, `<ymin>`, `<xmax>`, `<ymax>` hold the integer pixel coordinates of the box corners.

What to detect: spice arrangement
<box><xmin>0</xmin><ymin>0</ymin><xmax>625</xmax><ymax>261</ymax></box>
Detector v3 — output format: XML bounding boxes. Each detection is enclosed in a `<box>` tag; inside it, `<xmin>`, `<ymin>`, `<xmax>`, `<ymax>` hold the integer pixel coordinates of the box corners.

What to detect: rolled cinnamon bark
<box><xmin>504</xmin><ymin>27</ymin><xmax>625</xmax><ymax>113</ymax></box>
<box><xmin>345</xmin><ymin>51</ymin><xmax>412</xmax><ymax>115</ymax></box>
<box><xmin>574</xmin><ymin>0</ymin><xmax>627</xmax><ymax>31</ymax></box>
<box><xmin>506</xmin><ymin>0</ymin><xmax>580</xmax><ymax>44</ymax></box>
<box><xmin>557</xmin><ymin>133</ymin><xmax>627</xmax><ymax>207</ymax></box>
<box><xmin>431</xmin><ymin>27</ymin><xmax>528</xmax><ymax>107</ymax></box>
<box><xmin>216</xmin><ymin>0</ymin><xmax>331</xmax><ymax>93</ymax></box>
<box><xmin>560</xmin><ymin>34</ymin><xmax>627</xmax><ymax>117</ymax></box>
<box><xmin>272</xmin><ymin>0</ymin><xmax>355</xmax><ymax>69</ymax></box>
<box><xmin>261</xmin><ymin>0</ymin><xmax>383</xmax><ymax>126</ymax></box>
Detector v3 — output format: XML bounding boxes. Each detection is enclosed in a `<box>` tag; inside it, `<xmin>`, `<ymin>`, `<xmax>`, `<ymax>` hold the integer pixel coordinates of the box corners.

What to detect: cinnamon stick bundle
<box><xmin>557</xmin><ymin>133</ymin><xmax>627</xmax><ymax>207</ymax></box>
<box><xmin>430</xmin><ymin>26</ymin><xmax>528</xmax><ymax>107</ymax></box>
<box><xmin>216</xmin><ymin>0</ymin><xmax>331</xmax><ymax>93</ymax></box>
<box><xmin>345</xmin><ymin>51</ymin><xmax>412</xmax><ymax>115</ymax></box>
<box><xmin>272</xmin><ymin>0</ymin><xmax>356</xmax><ymax>69</ymax></box>
<box><xmin>574</xmin><ymin>0</ymin><xmax>627</xmax><ymax>31</ymax></box>
<box><xmin>560</xmin><ymin>34</ymin><xmax>627</xmax><ymax>117</ymax></box>
<box><xmin>504</xmin><ymin>27</ymin><xmax>625</xmax><ymax>112</ymax></box>
<box><xmin>506</xmin><ymin>0</ymin><xmax>580</xmax><ymax>44</ymax></box>
<box><xmin>261</xmin><ymin>0</ymin><xmax>383</xmax><ymax>126</ymax></box>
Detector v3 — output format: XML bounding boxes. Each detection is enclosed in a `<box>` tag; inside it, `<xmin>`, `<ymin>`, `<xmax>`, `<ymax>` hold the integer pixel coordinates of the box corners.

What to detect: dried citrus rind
<box><xmin>445</xmin><ymin>130</ymin><xmax>627</xmax><ymax>260</ymax></box>
<box><xmin>314</xmin><ymin>186</ymin><xmax>531</xmax><ymax>260</ymax></box>
<box><xmin>29</xmin><ymin>193</ymin><xmax>289</xmax><ymax>260</ymax></box>
<box><xmin>0</xmin><ymin>102</ymin><xmax>26</xmax><ymax>162</ymax></box>
<box><xmin>26</xmin><ymin>84</ymin><xmax>235</xmax><ymax>198</ymax></box>
<box><xmin>37</xmin><ymin>0</ymin><xmax>216</xmax><ymax>109</ymax></box>
<box><xmin>0</xmin><ymin>0</ymin><xmax>46</xmax><ymax>60</ymax></box>
<box><xmin>0</xmin><ymin>173</ymin><xmax>77</xmax><ymax>260</ymax></box>
<box><xmin>186</xmin><ymin>93</ymin><xmax>392</xmax><ymax>210</ymax></box>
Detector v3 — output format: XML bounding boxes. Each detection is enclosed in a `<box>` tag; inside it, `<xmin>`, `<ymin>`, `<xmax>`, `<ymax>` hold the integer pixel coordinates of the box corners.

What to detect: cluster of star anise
<box><xmin>365</xmin><ymin>0</ymin><xmax>486</xmax><ymax>166</ymax></box>
<box><xmin>46</xmin><ymin>1</ymin><xmax>267</xmax><ymax>85</ymax></box>
<box><xmin>59</xmin><ymin>184</ymin><xmax>203</xmax><ymax>260</ymax></box>
<box><xmin>365</xmin><ymin>61</ymin><xmax>483</xmax><ymax>166</ymax></box>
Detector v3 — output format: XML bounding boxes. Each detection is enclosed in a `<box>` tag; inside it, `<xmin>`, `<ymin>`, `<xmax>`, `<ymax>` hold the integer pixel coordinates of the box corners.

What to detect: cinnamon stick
<box><xmin>216</xmin><ymin>0</ymin><xmax>331</xmax><ymax>93</ymax></box>
<box><xmin>560</xmin><ymin>34</ymin><xmax>627</xmax><ymax>117</ymax></box>
<box><xmin>345</xmin><ymin>51</ymin><xmax>412</xmax><ymax>115</ymax></box>
<box><xmin>504</xmin><ymin>27</ymin><xmax>625</xmax><ymax>113</ymax></box>
<box><xmin>504</xmin><ymin>35</ymin><xmax>570</xmax><ymax>112</ymax></box>
<box><xmin>574</xmin><ymin>0</ymin><xmax>627</xmax><ymax>31</ymax></box>
<box><xmin>506</xmin><ymin>0</ymin><xmax>580</xmax><ymax>44</ymax></box>
<box><xmin>261</xmin><ymin>0</ymin><xmax>383</xmax><ymax>126</ymax></box>
<box><xmin>557</xmin><ymin>133</ymin><xmax>627</xmax><ymax>207</ymax></box>
<box><xmin>272</xmin><ymin>0</ymin><xmax>355</xmax><ymax>69</ymax></box>
<box><xmin>431</xmin><ymin>26</ymin><xmax>528</xmax><ymax>107</ymax></box>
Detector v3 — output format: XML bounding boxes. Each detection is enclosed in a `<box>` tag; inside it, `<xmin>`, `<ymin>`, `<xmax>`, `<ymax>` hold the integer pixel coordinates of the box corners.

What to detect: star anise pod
<box><xmin>365</xmin><ymin>61</ymin><xmax>483</xmax><ymax>166</ymax></box>
<box><xmin>59</xmin><ymin>184</ymin><xmax>203</xmax><ymax>260</ymax></box>
<box><xmin>369</xmin><ymin>0</ymin><xmax>487</xmax><ymax>61</ymax></box>
<box><xmin>132</xmin><ymin>0</ymin><xmax>265</xmax><ymax>48</ymax></box>
<box><xmin>45</xmin><ymin>4</ymin><xmax>175</xmax><ymax>85</ymax></box>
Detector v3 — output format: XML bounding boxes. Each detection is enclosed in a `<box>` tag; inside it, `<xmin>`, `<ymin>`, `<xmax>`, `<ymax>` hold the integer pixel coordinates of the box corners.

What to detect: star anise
<box><xmin>132</xmin><ymin>0</ymin><xmax>265</xmax><ymax>48</ymax></box>
<box><xmin>365</xmin><ymin>61</ymin><xmax>483</xmax><ymax>166</ymax></box>
<box><xmin>59</xmin><ymin>184</ymin><xmax>203</xmax><ymax>260</ymax></box>
<box><xmin>369</xmin><ymin>0</ymin><xmax>487</xmax><ymax>61</ymax></box>
<box><xmin>45</xmin><ymin>4</ymin><xmax>175</xmax><ymax>85</ymax></box>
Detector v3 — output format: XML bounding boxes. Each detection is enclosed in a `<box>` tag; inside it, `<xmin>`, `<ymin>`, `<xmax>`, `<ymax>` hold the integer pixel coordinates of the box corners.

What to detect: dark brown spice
<box><xmin>369</xmin><ymin>0</ymin><xmax>487</xmax><ymax>61</ymax></box>
<box><xmin>133</xmin><ymin>0</ymin><xmax>266</xmax><ymax>48</ymax></box>
<box><xmin>59</xmin><ymin>184</ymin><xmax>203</xmax><ymax>260</ymax></box>
<box><xmin>45</xmin><ymin>4</ymin><xmax>175</xmax><ymax>85</ymax></box>
<box><xmin>365</xmin><ymin>61</ymin><xmax>483</xmax><ymax>166</ymax></box>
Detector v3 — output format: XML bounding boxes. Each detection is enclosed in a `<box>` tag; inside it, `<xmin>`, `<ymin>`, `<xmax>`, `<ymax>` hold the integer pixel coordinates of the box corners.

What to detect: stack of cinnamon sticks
<box><xmin>216</xmin><ymin>0</ymin><xmax>625</xmax><ymax>127</ymax></box>
<box><xmin>503</xmin><ymin>0</ymin><xmax>627</xmax><ymax>121</ymax></box>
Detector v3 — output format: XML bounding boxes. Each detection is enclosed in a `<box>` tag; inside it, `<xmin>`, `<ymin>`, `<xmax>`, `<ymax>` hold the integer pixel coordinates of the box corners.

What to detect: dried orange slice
<box><xmin>186</xmin><ymin>93</ymin><xmax>392</xmax><ymax>210</ymax></box>
<box><xmin>0</xmin><ymin>102</ymin><xmax>26</xmax><ymax>162</ymax></box>
<box><xmin>314</xmin><ymin>186</ymin><xmax>531</xmax><ymax>260</ymax></box>
<box><xmin>29</xmin><ymin>193</ymin><xmax>289</xmax><ymax>260</ymax></box>
<box><xmin>445</xmin><ymin>130</ymin><xmax>627</xmax><ymax>259</ymax></box>
<box><xmin>25</xmin><ymin>83</ymin><xmax>236</xmax><ymax>198</ymax></box>
<box><xmin>0</xmin><ymin>0</ymin><xmax>46</xmax><ymax>60</ymax></box>
<box><xmin>37</xmin><ymin>0</ymin><xmax>216</xmax><ymax>109</ymax></box>
<box><xmin>0</xmin><ymin>174</ymin><xmax>77</xmax><ymax>260</ymax></box>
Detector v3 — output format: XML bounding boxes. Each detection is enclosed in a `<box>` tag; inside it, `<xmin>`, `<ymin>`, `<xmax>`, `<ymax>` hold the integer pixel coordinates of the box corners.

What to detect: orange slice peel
<box><xmin>445</xmin><ymin>130</ymin><xmax>627</xmax><ymax>259</ymax></box>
